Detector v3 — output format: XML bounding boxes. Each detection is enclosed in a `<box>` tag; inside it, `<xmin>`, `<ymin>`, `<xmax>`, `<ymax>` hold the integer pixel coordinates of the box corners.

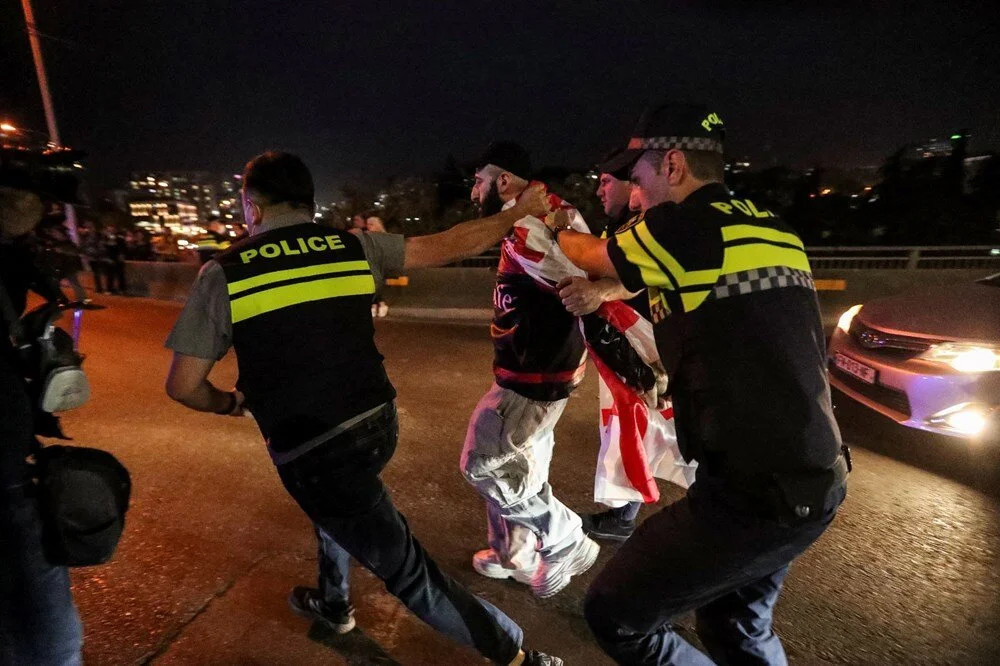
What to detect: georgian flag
<box><xmin>590</xmin><ymin>301</ymin><xmax>697</xmax><ymax>506</ymax></box>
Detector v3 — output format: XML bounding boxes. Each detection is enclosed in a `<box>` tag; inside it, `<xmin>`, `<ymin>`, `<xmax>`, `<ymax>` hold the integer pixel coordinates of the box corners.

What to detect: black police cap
<box><xmin>477</xmin><ymin>141</ymin><xmax>531</xmax><ymax>179</ymax></box>
<box><xmin>603</xmin><ymin>102</ymin><xmax>726</xmax><ymax>175</ymax></box>
<box><xmin>597</xmin><ymin>147</ymin><xmax>633</xmax><ymax>182</ymax></box>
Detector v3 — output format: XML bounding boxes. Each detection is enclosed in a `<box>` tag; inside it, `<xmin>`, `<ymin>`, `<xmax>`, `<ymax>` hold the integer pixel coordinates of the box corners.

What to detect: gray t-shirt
<box><xmin>165</xmin><ymin>231</ymin><xmax>405</xmax><ymax>360</ymax></box>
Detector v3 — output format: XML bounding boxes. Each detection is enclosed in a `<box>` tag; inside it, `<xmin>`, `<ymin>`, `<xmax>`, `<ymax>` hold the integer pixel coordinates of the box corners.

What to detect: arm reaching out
<box><xmin>403</xmin><ymin>184</ymin><xmax>549</xmax><ymax>269</ymax></box>
<box><xmin>547</xmin><ymin>209</ymin><xmax>619</xmax><ymax>279</ymax></box>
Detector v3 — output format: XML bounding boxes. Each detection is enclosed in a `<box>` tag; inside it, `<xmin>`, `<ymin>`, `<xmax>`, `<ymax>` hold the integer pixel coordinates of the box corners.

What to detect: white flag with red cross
<box><xmin>590</xmin><ymin>301</ymin><xmax>697</xmax><ymax>506</ymax></box>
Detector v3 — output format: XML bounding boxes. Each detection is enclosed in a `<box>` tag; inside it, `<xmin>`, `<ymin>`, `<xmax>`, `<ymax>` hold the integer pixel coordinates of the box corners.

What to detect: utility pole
<box><xmin>21</xmin><ymin>0</ymin><xmax>79</xmax><ymax>242</ymax></box>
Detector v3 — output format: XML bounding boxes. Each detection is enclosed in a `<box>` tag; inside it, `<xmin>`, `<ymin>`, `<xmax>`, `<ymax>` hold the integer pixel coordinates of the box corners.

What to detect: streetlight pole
<box><xmin>21</xmin><ymin>0</ymin><xmax>79</xmax><ymax>242</ymax></box>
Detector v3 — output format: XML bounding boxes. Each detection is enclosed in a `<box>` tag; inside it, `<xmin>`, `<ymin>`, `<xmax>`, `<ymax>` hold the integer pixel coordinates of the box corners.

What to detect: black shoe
<box><xmin>288</xmin><ymin>586</ymin><xmax>356</xmax><ymax>634</ymax></box>
<box><xmin>580</xmin><ymin>509</ymin><xmax>636</xmax><ymax>542</ymax></box>
<box><xmin>523</xmin><ymin>650</ymin><xmax>564</xmax><ymax>666</ymax></box>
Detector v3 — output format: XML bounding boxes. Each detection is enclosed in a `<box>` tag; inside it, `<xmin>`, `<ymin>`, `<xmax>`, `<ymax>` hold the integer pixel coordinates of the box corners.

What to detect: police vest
<box><xmin>609</xmin><ymin>184</ymin><xmax>841</xmax><ymax>484</ymax></box>
<box><xmin>214</xmin><ymin>222</ymin><xmax>395</xmax><ymax>454</ymax></box>
<box><xmin>601</xmin><ymin>209</ymin><xmax>651</xmax><ymax>321</ymax></box>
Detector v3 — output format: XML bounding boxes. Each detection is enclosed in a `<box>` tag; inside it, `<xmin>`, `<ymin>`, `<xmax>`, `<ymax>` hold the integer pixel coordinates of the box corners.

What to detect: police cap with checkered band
<box><xmin>603</xmin><ymin>102</ymin><xmax>726</xmax><ymax>176</ymax></box>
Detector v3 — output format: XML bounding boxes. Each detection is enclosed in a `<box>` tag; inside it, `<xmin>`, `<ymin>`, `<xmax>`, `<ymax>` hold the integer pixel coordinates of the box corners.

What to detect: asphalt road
<box><xmin>53</xmin><ymin>295</ymin><xmax>1000</xmax><ymax>665</ymax></box>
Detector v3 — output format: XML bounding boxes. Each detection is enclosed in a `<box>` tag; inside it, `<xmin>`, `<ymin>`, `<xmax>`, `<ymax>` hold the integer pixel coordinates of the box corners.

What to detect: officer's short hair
<box><xmin>242</xmin><ymin>152</ymin><xmax>315</xmax><ymax>210</ymax></box>
<box><xmin>682</xmin><ymin>150</ymin><xmax>725</xmax><ymax>182</ymax></box>
<box><xmin>638</xmin><ymin>149</ymin><xmax>724</xmax><ymax>182</ymax></box>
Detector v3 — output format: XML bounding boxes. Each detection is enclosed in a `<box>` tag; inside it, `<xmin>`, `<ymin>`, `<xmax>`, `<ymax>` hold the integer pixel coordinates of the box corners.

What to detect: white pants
<box><xmin>460</xmin><ymin>383</ymin><xmax>584</xmax><ymax>568</ymax></box>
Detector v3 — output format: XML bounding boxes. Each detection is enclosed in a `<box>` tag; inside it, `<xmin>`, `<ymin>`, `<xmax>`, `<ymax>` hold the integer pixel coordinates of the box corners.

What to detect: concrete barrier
<box><xmin>123</xmin><ymin>261</ymin><xmax>201</xmax><ymax>301</ymax></box>
<box><xmin>99</xmin><ymin>262</ymin><xmax>997</xmax><ymax>327</ymax></box>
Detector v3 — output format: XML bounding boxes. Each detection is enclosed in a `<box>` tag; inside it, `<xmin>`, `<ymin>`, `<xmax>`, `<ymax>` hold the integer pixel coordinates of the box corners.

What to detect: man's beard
<box><xmin>480</xmin><ymin>181</ymin><xmax>505</xmax><ymax>217</ymax></box>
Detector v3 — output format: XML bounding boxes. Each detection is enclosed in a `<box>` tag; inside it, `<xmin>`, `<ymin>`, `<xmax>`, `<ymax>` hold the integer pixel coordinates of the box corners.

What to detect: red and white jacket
<box><xmin>490</xmin><ymin>185</ymin><xmax>590</xmax><ymax>401</ymax></box>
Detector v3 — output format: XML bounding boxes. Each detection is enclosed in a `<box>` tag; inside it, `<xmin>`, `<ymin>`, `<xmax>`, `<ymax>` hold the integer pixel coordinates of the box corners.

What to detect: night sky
<box><xmin>2</xmin><ymin>1</ymin><xmax>998</xmax><ymax>201</ymax></box>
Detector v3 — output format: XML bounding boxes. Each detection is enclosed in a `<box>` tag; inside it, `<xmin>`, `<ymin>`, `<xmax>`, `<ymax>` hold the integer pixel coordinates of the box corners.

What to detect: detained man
<box><xmin>558</xmin><ymin>150</ymin><xmax>653</xmax><ymax>542</ymax></box>
<box><xmin>460</xmin><ymin>141</ymin><xmax>599</xmax><ymax>599</ymax></box>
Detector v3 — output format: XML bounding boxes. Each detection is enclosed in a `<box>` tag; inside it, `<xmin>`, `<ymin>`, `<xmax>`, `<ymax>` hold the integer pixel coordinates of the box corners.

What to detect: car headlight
<box><xmin>836</xmin><ymin>304</ymin><xmax>863</xmax><ymax>333</ymax></box>
<box><xmin>928</xmin><ymin>403</ymin><xmax>993</xmax><ymax>437</ymax></box>
<box><xmin>919</xmin><ymin>343</ymin><xmax>1000</xmax><ymax>372</ymax></box>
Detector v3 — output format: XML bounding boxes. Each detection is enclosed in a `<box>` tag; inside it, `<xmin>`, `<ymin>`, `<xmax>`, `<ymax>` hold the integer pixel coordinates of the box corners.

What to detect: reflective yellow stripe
<box><xmin>721</xmin><ymin>224</ymin><xmax>804</xmax><ymax>249</ymax></box>
<box><xmin>227</xmin><ymin>261</ymin><xmax>371</xmax><ymax>295</ymax></box>
<box><xmin>681</xmin><ymin>291</ymin><xmax>712</xmax><ymax>312</ymax></box>
<box><xmin>723</xmin><ymin>244</ymin><xmax>812</xmax><ymax>274</ymax></box>
<box><xmin>614</xmin><ymin>227</ymin><xmax>672</xmax><ymax>288</ymax></box>
<box><xmin>230</xmin><ymin>274</ymin><xmax>375</xmax><ymax>323</ymax></box>
<box><xmin>633</xmin><ymin>223</ymin><xmax>721</xmax><ymax>288</ymax></box>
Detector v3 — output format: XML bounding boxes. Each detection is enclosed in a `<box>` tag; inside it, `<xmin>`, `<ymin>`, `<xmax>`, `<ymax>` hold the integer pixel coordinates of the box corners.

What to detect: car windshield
<box><xmin>977</xmin><ymin>273</ymin><xmax>1000</xmax><ymax>287</ymax></box>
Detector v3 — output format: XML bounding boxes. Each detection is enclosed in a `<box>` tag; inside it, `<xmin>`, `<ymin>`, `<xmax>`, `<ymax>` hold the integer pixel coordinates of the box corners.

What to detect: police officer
<box><xmin>164</xmin><ymin>151</ymin><xmax>562</xmax><ymax>666</ymax></box>
<box><xmin>547</xmin><ymin>103</ymin><xmax>848</xmax><ymax>665</ymax></box>
<box><xmin>557</xmin><ymin>149</ymin><xmax>650</xmax><ymax>542</ymax></box>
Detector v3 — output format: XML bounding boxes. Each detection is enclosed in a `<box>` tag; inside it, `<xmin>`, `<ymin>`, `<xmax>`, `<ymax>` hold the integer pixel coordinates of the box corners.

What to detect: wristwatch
<box><xmin>552</xmin><ymin>218</ymin><xmax>573</xmax><ymax>236</ymax></box>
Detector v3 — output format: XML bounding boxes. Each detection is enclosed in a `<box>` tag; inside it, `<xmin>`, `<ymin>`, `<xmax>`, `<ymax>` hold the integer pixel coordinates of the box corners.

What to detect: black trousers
<box><xmin>584</xmin><ymin>476</ymin><xmax>845</xmax><ymax>665</ymax></box>
<box><xmin>275</xmin><ymin>402</ymin><xmax>523</xmax><ymax>664</ymax></box>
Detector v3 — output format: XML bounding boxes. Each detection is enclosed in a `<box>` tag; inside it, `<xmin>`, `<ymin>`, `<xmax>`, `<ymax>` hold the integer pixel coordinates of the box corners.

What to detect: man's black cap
<box><xmin>597</xmin><ymin>148</ymin><xmax>632</xmax><ymax>181</ymax></box>
<box><xmin>603</xmin><ymin>102</ymin><xmax>725</xmax><ymax>175</ymax></box>
<box><xmin>477</xmin><ymin>141</ymin><xmax>531</xmax><ymax>179</ymax></box>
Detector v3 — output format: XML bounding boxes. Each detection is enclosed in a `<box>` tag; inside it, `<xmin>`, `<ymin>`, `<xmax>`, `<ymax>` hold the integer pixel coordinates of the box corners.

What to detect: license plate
<box><xmin>834</xmin><ymin>353</ymin><xmax>877</xmax><ymax>385</ymax></box>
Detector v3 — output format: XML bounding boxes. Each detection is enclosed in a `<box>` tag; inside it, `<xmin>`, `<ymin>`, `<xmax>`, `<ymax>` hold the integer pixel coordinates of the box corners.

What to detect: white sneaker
<box><xmin>472</xmin><ymin>548</ymin><xmax>537</xmax><ymax>585</ymax></box>
<box><xmin>530</xmin><ymin>537</ymin><xmax>600</xmax><ymax>599</ymax></box>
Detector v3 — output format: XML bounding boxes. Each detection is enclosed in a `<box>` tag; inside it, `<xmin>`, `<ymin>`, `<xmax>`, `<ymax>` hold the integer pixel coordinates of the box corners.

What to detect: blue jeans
<box><xmin>277</xmin><ymin>402</ymin><xmax>523</xmax><ymax>664</ymax></box>
<box><xmin>0</xmin><ymin>488</ymin><xmax>83</xmax><ymax>666</ymax></box>
<box><xmin>584</xmin><ymin>476</ymin><xmax>846</xmax><ymax>665</ymax></box>
<box><xmin>2</xmin><ymin>357</ymin><xmax>82</xmax><ymax>665</ymax></box>
<box><xmin>316</xmin><ymin>526</ymin><xmax>350</xmax><ymax>608</ymax></box>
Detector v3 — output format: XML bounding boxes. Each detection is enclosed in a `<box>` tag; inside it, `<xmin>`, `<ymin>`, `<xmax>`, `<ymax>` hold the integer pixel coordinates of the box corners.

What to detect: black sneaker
<box><xmin>580</xmin><ymin>509</ymin><xmax>636</xmax><ymax>542</ymax></box>
<box><xmin>523</xmin><ymin>650</ymin><xmax>564</xmax><ymax>666</ymax></box>
<box><xmin>288</xmin><ymin>586</ymin><xmax>356</xmax><ymax>634</ymax></box>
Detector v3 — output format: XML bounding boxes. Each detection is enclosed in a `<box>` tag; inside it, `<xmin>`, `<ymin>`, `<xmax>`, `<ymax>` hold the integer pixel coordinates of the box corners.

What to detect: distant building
<box><xmin>216</xmin><ymin>174</ymin><xmax>242</xmax><ymax>223</ymax></box>
<box><xmin>902</xmin><ymin>138</ymin><xmax>955</xmax><ymax>161</ymax></box>
<box><xmin>127</xmin><ymin>171</ymin><xmax>244</xmax><ymax>232</ymax></box>
<box><xmin>128</xmin><ymin>200</ymin><xmax>199</xmax><ymax>231</ymax></box>
<box><xmin>893</xmin><ymin>131</ymin><xmax>987</xmax><ymax>194</ymax></box>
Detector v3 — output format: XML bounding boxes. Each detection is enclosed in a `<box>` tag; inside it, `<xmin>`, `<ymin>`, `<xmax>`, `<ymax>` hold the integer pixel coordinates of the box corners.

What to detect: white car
<box><xmin>827</xmin><ymin>273</ymin><xmax>1000</xmax><ymax>442</ymax></box>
